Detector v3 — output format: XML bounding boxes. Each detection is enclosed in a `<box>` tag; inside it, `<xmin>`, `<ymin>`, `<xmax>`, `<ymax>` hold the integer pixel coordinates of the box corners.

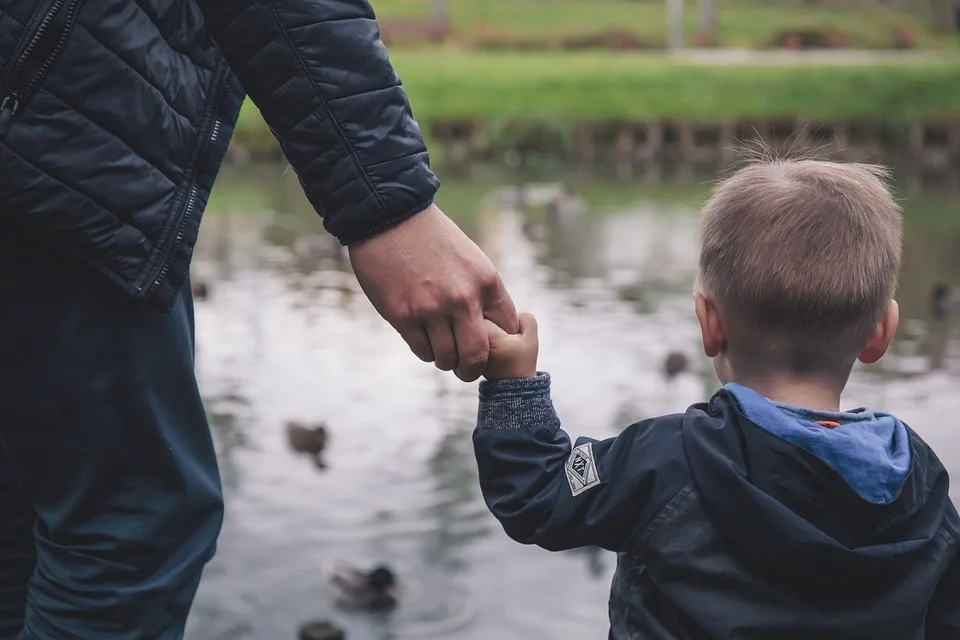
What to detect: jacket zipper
<box><xmin>0</xmin><ymin>0</ymin><xmax>83</xmax><ymax>137</ymax></box>
<box><xmin>146</xmin><ymin>118</ymin><xmax>222</xmax><ymax>298</ymax></box>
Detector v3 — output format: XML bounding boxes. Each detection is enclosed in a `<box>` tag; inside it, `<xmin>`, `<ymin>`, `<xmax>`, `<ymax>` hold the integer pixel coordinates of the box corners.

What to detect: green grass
<box><xmin>392</xmin><ymin>52</ymin><xmax>960</xmax><ymax>120</ymax></box>
<box><xmin>232</xmin><ymin>52</ymin><xmax>960</xmax><ymax>151</ymax></box>
<box><xmin>372</xmin><ymin>0</ymin><xmax>951</xmax><ymax>48</ymax></box>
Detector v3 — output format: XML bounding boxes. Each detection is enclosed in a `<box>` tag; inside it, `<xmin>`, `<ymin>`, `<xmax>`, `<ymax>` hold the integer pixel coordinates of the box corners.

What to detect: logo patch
<box><xmin>565</xmin><ymin>442</ymin><xmax>601</xmax><ymax>496</ymax></box>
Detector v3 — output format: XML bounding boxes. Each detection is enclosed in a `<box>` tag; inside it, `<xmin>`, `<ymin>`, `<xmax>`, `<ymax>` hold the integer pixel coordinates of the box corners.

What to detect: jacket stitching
<box><xmin>0</xmin><ymin>144</ymin><xmax>154</xmax><ymax>272</ymax></box>
<box><xmin>620</xmin><ymin>559</ymin><xmax>646</xmax><ymax>640</ymax></box>
<box><xmin>237</xmin><ymin>29</ymin><xmax>281</xmax><ymax>72</ymax></box>
<box><xmin>637</xmin><ymin>481</ymin><xmax>695</xmax><ymax>546</ymax></box>
<box><xmin>0</xmin><ymin>7</ymin><xmax>26</xmax><ymax>28</ymax></box>
<box><xmin>202</xmin><ymin>0</ymin><xmax>254</xmax><ymax>33</ymax></box>
<box><xmin>318</xmin><ymin>172</ymin><xmax>365</xmax><ymax>202</ymax></box>
<box><xmin>938</xmin><ymin>525</ymin><xmax>956</xmax><ymax>549</ymax></box>
<box><xmin>0</xmin><ymin>2</ymin><xmax>232</xmax><ymax>302</ymax></box>
<box><xmin>339</xmin><ymin>192</ymin><xmax>437</xmax><ymax>246</ymax></box>
<box><xmin>132</xmin><ymin>0</ymin><xmax>216</xmax><ymax>72</ymax></box>
<box><xmin>75</xmin><ymin>21</ymin><xmax>199</xmax><ymax>128</ymax></box>
<box><xmin>325</xmin><ymin>82</ymin><xmax>403</xmax><ymax>104</ymax></box>
<box><xmin>287</xmin><ymin>15</ymin><xmax>370</xmax><ymax>29</ymax></box>
<box><xmin>293</xmin><ymin>128</ymin><xmax>354</xmax><ymax>183</ymax></box>
<box><xmin>0</xmin><ymin>139</ymin><xmax>150</xmax><ymax>244</ymax></box>
<box><xmin>363</xmin><ymin>149</ymin><xmax>429</xmax><ymax>172</ymax></box>
<box><xmin>34</xmin><ymin>89</ymin><xmax>180</xmax><ymax>186</ymax></box>
<box><xmin>258</xmin><ymin>72</ymin><xmax>306</xmax><ymax>136</ymax></box>
<box><xmin>263</xmin><ymin>0</ymin><xmax>391</xmax><ymax>220</ymax></box>
<box><xmin>4</xmin><ymin>7</ymin><xmax>198</xmax><ymax>155</ymax></box>
<box><xmin>137</xmin><ymin>59</ymin><xmax>230</xmax><ymax>294</ymax></box>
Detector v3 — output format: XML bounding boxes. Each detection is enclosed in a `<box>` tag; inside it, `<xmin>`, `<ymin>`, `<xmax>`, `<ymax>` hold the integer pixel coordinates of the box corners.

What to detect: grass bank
<box><xmin>233</xmin><ymin>52</ymin><xmax>960</xmax><ymax>151</ymax></box>
<box><xmin>373</xmin><ymin>0</ymin><xmax>950</xmax><ymax>49</ymax></box>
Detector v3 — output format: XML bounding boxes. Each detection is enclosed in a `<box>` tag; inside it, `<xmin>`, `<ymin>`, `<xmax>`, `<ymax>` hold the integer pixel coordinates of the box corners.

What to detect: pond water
<box><xmin>184</xmin><ymin>162</ymin><xmax>960</xmax><ymax>640</ymax></box>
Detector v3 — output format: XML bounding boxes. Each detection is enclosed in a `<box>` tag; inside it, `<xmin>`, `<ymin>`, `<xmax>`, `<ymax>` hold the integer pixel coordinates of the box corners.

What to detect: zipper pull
<box><xmin>0</xmin><ymin>97</ymin><xmax>20</xmax><ymax>137</ymax></box>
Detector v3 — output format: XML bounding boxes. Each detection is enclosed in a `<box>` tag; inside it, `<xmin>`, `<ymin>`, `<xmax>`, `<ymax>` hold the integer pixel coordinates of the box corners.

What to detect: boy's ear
<box><xmin>858</xmin><ymin>300</ymin><xmax>899</xmax><ymax>365</ymax></box>
<box><xmin>695</xmin><ymin>293</ymin><xmax>726</xmax><ymax>358</ymax></box>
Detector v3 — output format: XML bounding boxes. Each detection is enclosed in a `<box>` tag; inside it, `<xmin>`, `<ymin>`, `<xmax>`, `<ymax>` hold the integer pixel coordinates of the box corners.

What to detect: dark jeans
<box><xmin>0</xmin><ymin>243</ymin><xmax>222</xmax><ymax>639</ymax></box>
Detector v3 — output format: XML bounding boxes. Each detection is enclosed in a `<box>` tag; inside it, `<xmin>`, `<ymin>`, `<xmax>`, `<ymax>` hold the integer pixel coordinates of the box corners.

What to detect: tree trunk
<box><xmin>668</xmin><ymin>0</ymin><xmax>685</xmax><ymax>49</ymax></box>
<box><xmin>930</xmin><ymin>0</ymin><xmax>953</xmax><ymax>34</ymax></box>
<box><xmin>698</xmin><ymin>0</ymin><xmax>717</xmax><ymax>35</ymax></box>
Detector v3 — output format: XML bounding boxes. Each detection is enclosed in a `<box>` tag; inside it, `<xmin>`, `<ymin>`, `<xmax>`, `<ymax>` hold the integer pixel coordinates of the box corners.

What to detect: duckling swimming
<box><xmin>286</xmin><ymin>421</ymin><xmax>328</xmax><ymax>470</ymax></box>
<box><xmin>329</xmin><ymin>564</ymin><xmax>400</xmax><ymax>611</ymax></box>
<box><xmin>663</xmin><ymin>351</ymin><xmax>689</xmax><ymax>379</ymax></box>
<box><xmin>298</xmin><ymin>620</ymin><xmax>346</xmax><ymax>640</ymax></box>
<box><xmin>191</xmin><ymin>280</ymin><xmax>209</xmax><ymax>300</ymax></box>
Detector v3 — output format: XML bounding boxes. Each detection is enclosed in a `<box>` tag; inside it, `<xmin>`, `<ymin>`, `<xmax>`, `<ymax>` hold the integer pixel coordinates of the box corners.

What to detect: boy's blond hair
<box><xmin>697</xmin><ymin>153</ymin><xmax>902</xmax><ymax>376</ymax></box>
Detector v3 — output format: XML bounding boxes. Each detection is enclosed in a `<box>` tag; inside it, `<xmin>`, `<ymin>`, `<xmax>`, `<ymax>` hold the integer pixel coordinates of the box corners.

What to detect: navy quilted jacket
<box><xmin>0</xmin><ymin>0</ymin><xmax>438</xmax><ymax>311</ymax></box>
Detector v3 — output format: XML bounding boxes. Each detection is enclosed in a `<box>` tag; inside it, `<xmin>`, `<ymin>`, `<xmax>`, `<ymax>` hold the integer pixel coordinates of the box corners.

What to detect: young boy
<box><xmin>473</xmin><ymin>157</ymin><xmax>960</xmax><ymax>639</ymax></box>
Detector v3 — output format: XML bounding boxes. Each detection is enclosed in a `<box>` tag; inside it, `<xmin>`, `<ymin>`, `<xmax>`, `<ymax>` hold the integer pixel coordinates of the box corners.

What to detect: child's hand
<box><xmin>483</xmin><ymin>313</ymin><xmax>539</xmax><ymax>380</ymax></box>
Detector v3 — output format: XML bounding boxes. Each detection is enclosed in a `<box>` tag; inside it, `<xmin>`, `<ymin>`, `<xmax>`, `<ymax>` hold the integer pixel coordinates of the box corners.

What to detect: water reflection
<box><xmin>186</xmin><ymin>162</ymin><xmax>960</xmax><ymax>640</ymax></box>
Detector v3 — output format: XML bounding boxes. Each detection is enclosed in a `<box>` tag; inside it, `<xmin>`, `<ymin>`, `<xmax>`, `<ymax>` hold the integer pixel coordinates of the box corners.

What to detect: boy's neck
<box><xmin>728</xmin><ymin>375</ymin><xmax>843</xmax><ymax>413</ymax></box>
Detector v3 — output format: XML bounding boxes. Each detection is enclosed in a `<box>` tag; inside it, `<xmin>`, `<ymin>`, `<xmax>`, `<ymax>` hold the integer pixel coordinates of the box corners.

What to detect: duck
<box><xmin>931</xmin><ymin>283</ymin><xmax>960</xmax><ymax>319</ymax></box>
<box><xmin>191</xmin><ymin>280</ymin><xmax>210</xmax><ymax>300</ymax></box>
<box><xmin>573</xmin><ymin>545</ymin><xmax>606</xmax><ymax>579</ymax></box>
<box><xmin>616</xmin><ymin>282</ymin><xmax>645</xmax><ymax>303</ymax></box>
<box><xmin>298</xmin><ymin>620</ymin><xmax>346</xmax><ymax>640</ymax></box>
<box><xmin>285</xmin><ymin>421</ymin><xmax>328</xmax><ymax>470</ymax></box>
<box><xmin>663</xmin><ymin>351</ymin><xmax>689</xmax><ymax>379</ymax></box>
<box><xmin>329</xmin><ymin>564</ymin><xmax>401</xmax><ymax>611</ymax></box>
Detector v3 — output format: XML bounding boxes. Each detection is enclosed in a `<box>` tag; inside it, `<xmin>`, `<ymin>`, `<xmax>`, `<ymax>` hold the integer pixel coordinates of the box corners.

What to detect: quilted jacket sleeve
<box><xmin>195</xmin><ymin>0</ymin><xmax>439</xmax><ymax>246</ymax></box>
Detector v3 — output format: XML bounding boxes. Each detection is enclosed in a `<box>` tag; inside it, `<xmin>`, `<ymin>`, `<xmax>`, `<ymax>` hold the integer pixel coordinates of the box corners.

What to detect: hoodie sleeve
<box><xmin>195</xmin><ymin>0</ymin><xmax>439</xmax><ymax>246</ymax></box>
<box><xmin>473</xmin><ymin>373</ymin><xmax>692</xmax><ymax>553</ymax></box>
<box><xmin>927</xmin><ymin>549</ymin><xmax>960</xmax><ymax>639</ymax></box>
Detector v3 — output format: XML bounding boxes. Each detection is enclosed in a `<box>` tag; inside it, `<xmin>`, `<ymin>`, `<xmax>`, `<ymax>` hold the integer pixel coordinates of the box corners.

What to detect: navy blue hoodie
<box><xmin>474</xmin><ymin>373</ymin><xmax>960</xmax><ymax>639</ymax></box>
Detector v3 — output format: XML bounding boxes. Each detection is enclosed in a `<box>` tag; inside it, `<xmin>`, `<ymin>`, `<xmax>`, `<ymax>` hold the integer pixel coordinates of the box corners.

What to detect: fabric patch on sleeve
<box><xmin>565</xmin><ymin>442</ymin><xmax>601</xmax><ymax>496</ymax></box>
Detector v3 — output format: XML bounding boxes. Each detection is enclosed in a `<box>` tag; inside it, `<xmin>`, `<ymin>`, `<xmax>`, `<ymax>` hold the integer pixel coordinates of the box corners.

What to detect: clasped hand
<box><xmin>348</xmin><ymin>204</ymin><xmax>526</xmax><ymax>382</ymax></box>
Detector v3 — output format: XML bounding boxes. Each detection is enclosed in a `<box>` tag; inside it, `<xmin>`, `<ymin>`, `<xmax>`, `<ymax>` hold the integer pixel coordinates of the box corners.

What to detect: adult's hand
<box><xmin>348</xmin><ymin>204</ymin><xmax>519</xmax><ymax>382</ymax></box>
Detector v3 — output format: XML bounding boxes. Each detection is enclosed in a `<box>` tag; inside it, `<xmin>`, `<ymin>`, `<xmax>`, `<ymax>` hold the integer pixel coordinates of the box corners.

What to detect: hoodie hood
<box><xmin>724</xmin><ymin>383</ymin><xmax>911</xmax><ymax>504</ymax></box>
<box><xmin>682</xmin><ymin>386</ymin><xmax>953</xmax><ymax>598</ymax></box>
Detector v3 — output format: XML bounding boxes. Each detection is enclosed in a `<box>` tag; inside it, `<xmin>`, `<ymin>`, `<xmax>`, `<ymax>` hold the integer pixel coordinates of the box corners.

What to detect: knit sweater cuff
<box><xmin>477</xmin><ymin>372</ymin><xmax>559</xmax><ymax>431</ymax></box>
